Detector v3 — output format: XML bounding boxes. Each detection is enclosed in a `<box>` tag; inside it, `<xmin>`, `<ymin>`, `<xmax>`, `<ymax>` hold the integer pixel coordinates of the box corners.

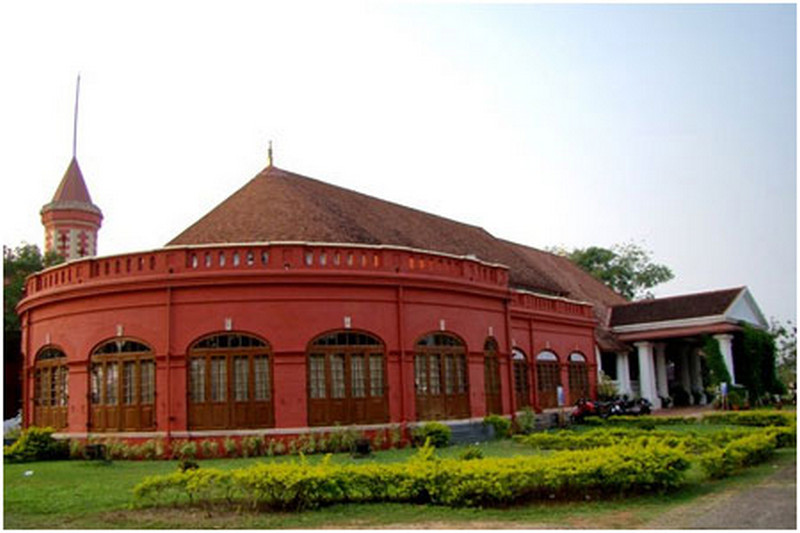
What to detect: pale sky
<box><xmin>1</xmin><ymin>2</ymin><xmax>796</xmax><ymax>325</ymax></box>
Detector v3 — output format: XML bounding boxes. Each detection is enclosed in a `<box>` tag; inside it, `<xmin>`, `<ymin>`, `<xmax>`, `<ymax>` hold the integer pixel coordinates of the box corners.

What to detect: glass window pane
<box><xmin>59</xmin><ymin>366</ymin><xmax>69</xmax><ymax>406</ymax></box>
<box><xmin>234</xmin><ymin>356</ymin><xmax>249</xmax><ymax>401</ymax></box>
<box><xmin>429</xmin><ymin>354</ymin><xmax>441</xmax><ymax>395</ymax></box>
<box><xmin>123</xmin><ymin>361</ymin><xmax>136</xmax><ymax>405</ymax></box>
<box><xmin>310</xmin><ymin>354</ymin><xmax>326</xmax><ymax>399</ymax></box>
<box><xmin>331</xmin><ymin>354</ymin><xmax>345</xmax><ymax>399</ymax></box>
<box><xmin>189</xmin><ymin>358</ymin><xmax>205</xmax><ymax>403</ymax></box>
<box><xmin>414</xmin><ymin>355</ymin><xmax>427</xmax><ymax>395</ymax></box>
<box><xmin>456</xmin><ymin>355</ymin><xmax>467</xmax><ymax>393</ymax></box>
<box><xmin>211</xmin><ymin>356</ymin><xmax>226</xmax><ymax>402</ymax></box>
<box><xmin>351</xmin><ymin>354</ymin><xmax>365</xmax><ymax>398</ymax></box>
<box><xmin>49</xmin><ymin>368</ymin><xmax>57</xmax><ymax>407</ymax></box>
<box><xmin>141</xmin><ymin>360</ymin><xmax>155</xmax><ymax>405</ymax></box>
<box><xmin>444</xmin><ymin>355</ymin><xmax>454</xmax><ymax>394</ymax></box>
<box><xmin>370</xmin><ymin>354</ymin><xmax>383</xmax><ymax>397</ymax></box>
<box><xmin>34</xmin><ymin>370</ymin><xmax>42</xmax><ymax>406</ymax></box>
<box><xmin>91</xmin><ymin>364</ymin><xmax>102</xmax><ymax>404</ymax></box>
<box><xmin>106</xmin><ymin>363</ymin><xmax>118</xmax><ymax>406</ymax></box>
<box><xmin>254</xmin><ymin>355</ymin><xmax>270</xmax><ymax>401</ymax></box>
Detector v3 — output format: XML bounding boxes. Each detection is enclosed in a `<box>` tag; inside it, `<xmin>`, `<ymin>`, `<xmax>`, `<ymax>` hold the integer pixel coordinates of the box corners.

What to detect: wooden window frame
<box><xmin>414</xmin><ymin>333</ymin><xmax>470</xmax><ymax>421</ymax></box>
<box><xmin>89</xmin><ymin>338</ymin><xmax>155</xmax><ymax>432</ymax></box>
<box><xmin>484</xmin><ymin>338</ymin><xmax>502</xmax><ymax>415</ymax></box>
<box><xmin>33</xmin><ymin>347</ymin><xmax>68</xmax><ymax>430</ymax></box>
<box><xmin>187</xmin><ymin>333</ymin><xmax>274</xmax><ymax>431</ymax></box>
<box><xmin>307</xmin><ymin>330</ymin><xmax>388</xmax><ymax>427</ymax></box>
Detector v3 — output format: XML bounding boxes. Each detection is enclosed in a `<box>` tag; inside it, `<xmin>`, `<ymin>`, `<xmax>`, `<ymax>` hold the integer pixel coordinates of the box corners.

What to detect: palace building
<box><xmin>17</xmin><ymin>150</ymin><xmax>767</xmax><ymax>439</ymax></box>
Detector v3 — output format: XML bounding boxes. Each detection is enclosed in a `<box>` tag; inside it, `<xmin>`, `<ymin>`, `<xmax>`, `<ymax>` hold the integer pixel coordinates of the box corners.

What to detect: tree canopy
<box><xmin>552</xmin><ymin>242</ymin><xmax>674</xmax><ymax>300</ymax></box>
<box><xmin>3</xmin><ymin>243</ymin><xmax>63</xmax><ymax>332</ymax></box>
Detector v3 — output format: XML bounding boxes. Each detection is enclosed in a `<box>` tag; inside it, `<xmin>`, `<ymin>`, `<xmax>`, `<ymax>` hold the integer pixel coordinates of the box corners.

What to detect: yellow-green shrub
<box><xmin>699</xmin><ymin>431</ymin><xmax>778</xmax><ymax>479</ymax></box>
<box><xmin>702</xmin><ymin>411</ymin><xmax>796</xmax><ymax>427</ymax></box>
<box><xmin>133</xmin><ymin>439</ymin><xmax>690</xmax><ymax>510</ymax></box>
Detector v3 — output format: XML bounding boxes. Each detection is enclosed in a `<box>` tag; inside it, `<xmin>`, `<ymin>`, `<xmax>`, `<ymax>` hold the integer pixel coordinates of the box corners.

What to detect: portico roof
<box><xmin>609</xmin><ymin>287</ymin><xmax>768</xmax><ymax>342</ymax></box>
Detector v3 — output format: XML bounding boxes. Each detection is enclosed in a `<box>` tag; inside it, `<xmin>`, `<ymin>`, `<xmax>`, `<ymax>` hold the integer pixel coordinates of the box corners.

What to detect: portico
<box><xmin>601</xmin><ymin>287</ymin><xmax>768</xmax><ymax>408</ymax></box>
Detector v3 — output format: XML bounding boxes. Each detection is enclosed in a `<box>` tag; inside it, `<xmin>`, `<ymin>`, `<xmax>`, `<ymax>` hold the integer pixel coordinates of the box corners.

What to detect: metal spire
<box><xmin>72</xmin><ymin>74</ymin><xmax>81</xmax><ymax>159</ymax></box>
<box><xmin>268</xmin><ymin>140</ymin><xmax>273</xmax><ymax>167</ymax></box>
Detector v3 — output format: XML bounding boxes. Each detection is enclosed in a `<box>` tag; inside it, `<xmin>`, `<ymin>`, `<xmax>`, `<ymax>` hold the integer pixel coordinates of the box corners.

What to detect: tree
<box><xmin>3</xmin><ymin>243</ymin><xmax>63</xmax><ymax>332</ymax></box>
<box><xmin>551</xmin><ymin>242</ymin><xmax>674</xmax><ymax>300</ymax></box>
<box><xmin>770</xmin><ymin>318</ymin><xmax>796</xmax><ymax>388</ymax></box>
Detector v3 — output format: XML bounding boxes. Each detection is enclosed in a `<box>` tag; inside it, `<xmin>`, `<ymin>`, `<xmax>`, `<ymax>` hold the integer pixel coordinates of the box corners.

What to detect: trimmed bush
<box><xmin>412</xmin><ymin>422</ymin><xmax>452</xmax><ymax>448</ymax></box>
<box><xmin>702</xmin><ymin>411</ymin><xmax>796</xmax><ymax>427</ymax></box>
<box><xmin>458</xmin><ymin>445</ymin><xmax>484</xmax><ymax>461</ymax></box>
<box><xmin>133</xmin><ymin>440</ymin><xmax>690</xmax><ymax>510</ymax></box>
<box><xmin>483</xmin><ymin>415</ymin><xmax>511</xmax><ymax>439</ymax></box>
<box><xmin>699</xmin><ymin>432</ymin><xmax>778</xmax><ymax>479</ymax></box>
<box><xmin>4</xmin><ymin>427</ymin><xmax>69</xmax><ymax>463</ymax></box>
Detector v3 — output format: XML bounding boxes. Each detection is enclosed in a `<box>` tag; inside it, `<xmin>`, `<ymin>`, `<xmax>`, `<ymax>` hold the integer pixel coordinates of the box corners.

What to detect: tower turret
<box><xmin>40</xmin><ymin>157</ymin><xmax>103</xmax><ymax>260</ymax></box>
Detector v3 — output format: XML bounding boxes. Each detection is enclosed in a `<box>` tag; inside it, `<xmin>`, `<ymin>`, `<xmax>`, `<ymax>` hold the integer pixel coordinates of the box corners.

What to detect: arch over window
<box><xmin>569</xmin><ymin>352</ymin><xmax>587</xmax><ymax>363</ymax></box>
<box><xmin>536</xmin><ymin>350</ymin><xmax>561</xmax><ymax>409</ymax></box>
<box><xmin>568</xmin><ymin>351</ymin><xmax>590</xmax><ymax>403</ymax></box>
<box><xmin>90</xmin><ymin>338</ymin><xmax>155</xmax><ymax>432</ymax></box>
<box><xmin>536</xmin><ymin>351</ymin><xmax>559</xmax><ymax>362</ymax></box>
<box><xmin>484</xmin><ymin>337</ymin><xmax>502</xmax><ymax>415</ymax></box>
<box><xmin>188</xmin><ymin>332</ymin><xmax>273</xmax><ymax>430</ymax></box>
<box><xmin>33</xmin><ymin>346</ymin><xmax>68</xmax><ymax>430</ymax></box>
<box><xmin>512</xmin><ymin>348</ymin><xmax>531</xmax><ymax>408</ymax></box>
<box><xmin>414</xmin><ymin>332</ymin><xmax>470</xmax><ymax>421</ymax></box>
<box><xmin>307</xmin><ymin>329</ymin><xmax>387</xmax><ymax>427</ymax></box>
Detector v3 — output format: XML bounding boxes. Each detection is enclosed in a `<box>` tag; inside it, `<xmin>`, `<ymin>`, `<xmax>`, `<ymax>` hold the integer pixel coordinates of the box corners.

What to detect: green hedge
<box><xmin>701</xmin><ymin>411</ymin><xmax>796</xmax><ymax>427</ymax></box>
<box><xmin>699</xmin><ymin>431</ymin><xmax>779</xmax><ymax>479</ymax></box>
<box><xmin>411</xmin><ymin>422</ymin><xmax>452</xmax><ymax>448</ymax></box>
<box><xmin>133</xmin><ymin>440</ymin><xmax>690</xmax><ymax>510</ymax></box>
<box><xmin>4</xmin><ymin>427</ymin><xmax>69</xmax><ymax>463</ymax></box>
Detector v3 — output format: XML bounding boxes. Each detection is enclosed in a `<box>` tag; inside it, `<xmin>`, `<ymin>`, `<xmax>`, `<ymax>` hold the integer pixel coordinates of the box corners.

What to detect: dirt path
<box><xmin>645</xmin><ymin>457</ymin><xmax>797</xmax><ymax>530</ymax></box>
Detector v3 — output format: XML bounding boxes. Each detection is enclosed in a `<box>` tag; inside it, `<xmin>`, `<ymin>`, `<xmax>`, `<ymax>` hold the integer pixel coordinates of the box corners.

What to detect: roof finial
<box><xmin>268</xmin><ymin>140</ymin><xmax>273</xmax><ymax>167</ymax></box>
<box><xmin>72</xmin><ymin>73</ymin><xmax>81</xmax><ymax>159</ymax></box>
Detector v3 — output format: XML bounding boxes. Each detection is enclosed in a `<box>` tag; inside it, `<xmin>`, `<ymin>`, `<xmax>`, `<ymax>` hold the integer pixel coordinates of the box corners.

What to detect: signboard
<box><xmin>557</xmin><ymin>385</ymin><xmax>565</xmax><ymax>407</ymax></box>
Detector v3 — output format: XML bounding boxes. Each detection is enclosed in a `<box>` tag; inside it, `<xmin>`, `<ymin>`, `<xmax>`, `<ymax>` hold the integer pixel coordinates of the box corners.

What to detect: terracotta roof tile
<box><xmin>170</xmin><ymin>165</ymin><xmax>610</xmax><ymax>297</ymax></box>
<box><xmin>610</xmin><ymin>287</ymin><xmax>744</xmax><ymax>327</ymax></box>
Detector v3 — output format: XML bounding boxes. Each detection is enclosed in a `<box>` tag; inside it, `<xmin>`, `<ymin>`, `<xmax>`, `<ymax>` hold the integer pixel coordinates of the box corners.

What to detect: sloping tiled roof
<box><xmin>169</xmin><ymin>165</ymin><xmax>605</xmax><ymax>297</ymax></box>
<box><xmin>610</xmin><ymin>287</ymin><xmax>744</xmax><ymax>327</ymax></box>
<box><xmin>41</xmin><ymin>158</ymin><xmax>102</xmax><ymax>215</ymax></box>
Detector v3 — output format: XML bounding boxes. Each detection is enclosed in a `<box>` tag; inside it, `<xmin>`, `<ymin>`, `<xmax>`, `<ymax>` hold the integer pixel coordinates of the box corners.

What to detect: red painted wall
<box><xmin>18</xmin><ymin>244</ymin><xmax>598</xmax><ymax>436</ymax></box>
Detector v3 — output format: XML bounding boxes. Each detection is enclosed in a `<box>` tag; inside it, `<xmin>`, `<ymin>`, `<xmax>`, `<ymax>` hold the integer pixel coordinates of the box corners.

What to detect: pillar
<box><xmin>634</xmin><ymin>341</ymin><xmax>659</xmax><ymax>408</ymax></box>
<box><xmin>714</xmin><ymin>334</ymin><xmax>736</xmax><ymax>385</ymax></box>
<box><xmin>689</xmin><ymin>347</ymin><xmax>706</xmax><ymax>405</ymax></box>
<box><xmin>654</xmin><ymin>342</ymin><xmax>669</xmax><ymax>403</ymax></box>
<box><xmin>616</xmin><ymin>351</ymin><xmax>632</xmax><ymax>396</ymax></box>
<box><xmin>679</xmin><ymin>345</ymin><xmax>693</xmax><ymax>405</ymax></box>
<box><xmin>595</xmin><ymin>346</ymin><xmax>603</xmax><ymax>377</ymax></box>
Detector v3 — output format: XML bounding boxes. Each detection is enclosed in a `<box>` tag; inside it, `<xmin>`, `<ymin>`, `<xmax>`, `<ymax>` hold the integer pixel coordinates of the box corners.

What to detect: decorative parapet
<box><xmin>22</xmin><ymin>242</ymin><xmax>510</xmax><ymax>299</ymax></box>
<box><xmin>510</xmin><ymin>289</ymin><xmax>594</xmax><ymax>319</ymax></box>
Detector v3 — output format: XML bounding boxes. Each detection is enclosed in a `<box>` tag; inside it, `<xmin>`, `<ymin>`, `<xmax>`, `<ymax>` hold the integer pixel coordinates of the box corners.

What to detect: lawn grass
<box><xmin>4</xmin><ymin>425</ymin><xmax>794</xmax><ymax>529</ymax></box>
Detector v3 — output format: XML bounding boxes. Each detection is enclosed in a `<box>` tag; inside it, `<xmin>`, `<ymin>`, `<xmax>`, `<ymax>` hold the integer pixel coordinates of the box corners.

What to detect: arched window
<box><xmin>414</xmin><ymin>332</ymin><xmax>470</xmax><ymax>420</ymax></box>
<box><xmin>188</xmin><ymin>333</ymin><xmax>273</xmax><ymax>430</ymax></box>
<box><xmin>484</xmin><ymin>338</ymin><xmax>502</xmax><ymax>415</ymax></box>
<box><xmin>90</xmin><ymin>338</ymin><xmax>155</xmax><ymax>432</ymax></box>
<box><xmin>536</xmin><ymin>350</ymin><xmax>561</xmax><ymax>409</ymax></box>
<box><xmin>307</xmin><ymin>330</ymin><xmax>387</xmax><ymax>427</ymax></box>
<box><xmin>34</xmin><ymin>346</ymin><xmax>68</xmax><ymax>430</ymax></box>
<box><xmin>513</xmin><ymin>349</ymin><xmax>531</xmax><ymax>408</ymax></box>
<box><xmin>568</xmin><ymin>352</ymin><xmax>590</xmax><ymax>403</ymax></box>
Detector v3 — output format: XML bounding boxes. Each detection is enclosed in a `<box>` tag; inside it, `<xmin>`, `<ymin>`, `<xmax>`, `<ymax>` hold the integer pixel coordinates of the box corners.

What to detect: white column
<box><xmin>714</xmin><ymin>334</ymin><xmax>736</xmax><ymax>385</ymax></box>
<box><xmin>689</xmin><ymin>347</ymin><xmax>706</xmax><ymax>405</ymax></box>
<box><xmin>634</xmin><ymin>341</ymin><xmax>660</xmax><ymax>408</ymax></box>
<box><xmin>596</xmin><ymin>345</ymin><xmax>604</xmax><ymax>378</ymax></box>
<box><xmin>654</xmin><ymin>342</ymin><xmax>669</xmax><ymax>403</ymax></box>
<box><xmin>679</xmin><ymin>345</ymin><xmax>693</xmax><ymax>405</ymax></box>
<box><xmin>616</xmin><ymin>351</ymin><xmax>632</xmax><ymax>396</ymax></box>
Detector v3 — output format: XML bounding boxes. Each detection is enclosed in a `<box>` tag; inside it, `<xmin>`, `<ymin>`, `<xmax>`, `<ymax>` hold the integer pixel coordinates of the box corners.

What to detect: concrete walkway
<box><xmin>646</xmin><ymin>455</ymin><xmax>797</xmax><ymax>529</ymax></box>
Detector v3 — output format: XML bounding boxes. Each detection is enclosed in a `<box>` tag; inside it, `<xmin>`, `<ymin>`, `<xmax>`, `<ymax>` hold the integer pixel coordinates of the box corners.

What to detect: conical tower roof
<box><xmin>41</xmin><ymin>157</ymin><xmax>102</xmax><ymax>216</ymax></box>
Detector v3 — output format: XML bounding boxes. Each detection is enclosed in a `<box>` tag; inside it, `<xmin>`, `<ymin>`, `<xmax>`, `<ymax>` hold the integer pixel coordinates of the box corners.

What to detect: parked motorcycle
<box><xmin>570</xmin><ymin>398</ymin><xmax>608</xmax><ymax>423</ymax></box>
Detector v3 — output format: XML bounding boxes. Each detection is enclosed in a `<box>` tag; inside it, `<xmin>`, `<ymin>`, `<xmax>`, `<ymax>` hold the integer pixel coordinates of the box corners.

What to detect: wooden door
<box><xmin>536</xmin><ymin>361</ymin><xmax>560</xmax><ymax>409</ymax></box>
<box><xmin>484</xmin><ymin>353</ymin><xmax>502</xmax><ymax>415</ymax></box>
